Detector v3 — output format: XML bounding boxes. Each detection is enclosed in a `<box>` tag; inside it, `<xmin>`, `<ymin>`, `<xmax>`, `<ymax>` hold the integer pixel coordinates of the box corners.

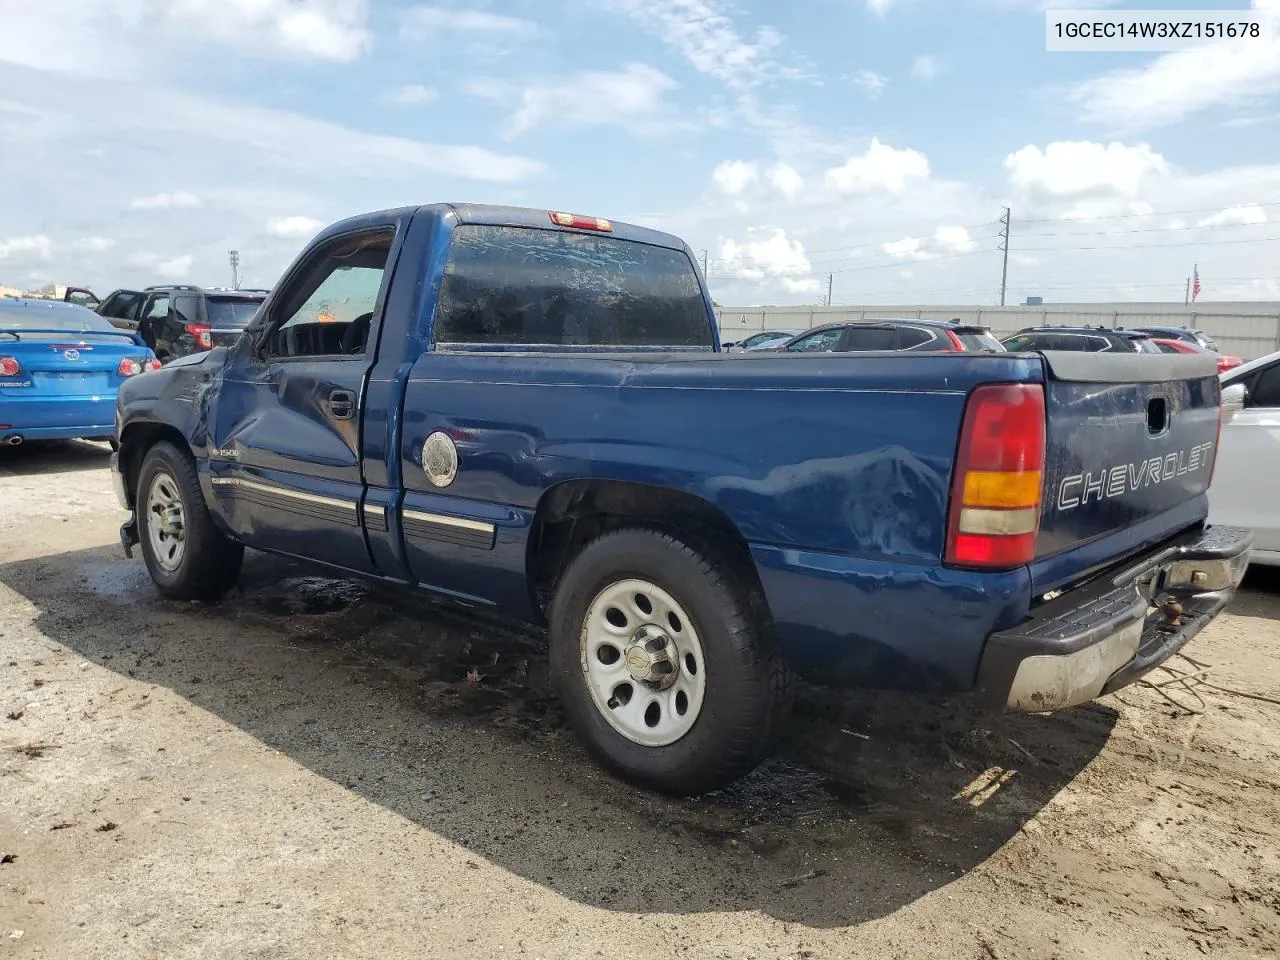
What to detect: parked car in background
<box><xmin>0</xmin><ymin>299</ymin><xmax>159</xmax><ymax>446</ymax></box>
<box><xmin>1002</xmin><ymin>327</ymin><xmax>1161</xmax><ymax>354</ymax></box>
<box><xmin>1131</xmin><ymin>326</ymin><xmax>1219</xmax><ymax>353</ymax></box>
<box><xmin>95</xmin><ymin>289</ymin><xmax>147</xmax><ymax>330</ymax></box>
<box><xmin>135</xmin><ymin>285</ymin><xmax>268</xmax><ymax>362</ymax></box>
<box><xmin>775</xmin><ymin>318</ymin><xmax>1005</xmax><ymax>354</ymax></box>
<box><xmin>1148</xmin><ymin>337</ymin><xmax>1243</xmax><ymax>374</ymax></box>
<box><xmin>1209</xmin><ymin>349</ymin><xmax>1280</xmax><ymax>567</ymax></box>
<box><xmin>722</xmin><ymin>329</ymin><xmax>800</xmax><ymax>352</ymax></box>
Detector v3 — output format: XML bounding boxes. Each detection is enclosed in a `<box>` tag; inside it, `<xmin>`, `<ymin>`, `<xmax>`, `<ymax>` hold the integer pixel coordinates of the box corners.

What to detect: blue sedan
<box><xmin>0</xmin><ymin>299</ymin><xmax>161</xmax><ymax>446</ymax></box>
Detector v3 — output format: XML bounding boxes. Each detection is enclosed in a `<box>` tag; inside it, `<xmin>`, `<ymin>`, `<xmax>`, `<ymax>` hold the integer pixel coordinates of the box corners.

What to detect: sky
<box><xmin>1</xmin><ymin>0</ymin><xmax>1279</xmax><ymax>307</ymax></box>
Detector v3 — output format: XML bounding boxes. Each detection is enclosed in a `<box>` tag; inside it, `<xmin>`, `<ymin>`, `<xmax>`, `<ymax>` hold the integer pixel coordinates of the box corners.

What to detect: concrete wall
<box><xmin>715</xmin><ymin>302</ymin><xmax>1280</xmax><ymax>361</ymax></box>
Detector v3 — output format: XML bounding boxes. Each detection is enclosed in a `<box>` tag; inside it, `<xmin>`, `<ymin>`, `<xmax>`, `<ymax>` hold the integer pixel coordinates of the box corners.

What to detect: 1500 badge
<box><xmin>1057</xmin><ymin>442</ymin><xmax>1215</xmax><ymax>511</ymax></box>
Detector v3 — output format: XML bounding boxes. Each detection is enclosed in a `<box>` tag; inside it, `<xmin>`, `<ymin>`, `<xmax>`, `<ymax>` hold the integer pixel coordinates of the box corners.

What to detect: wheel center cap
<box><xmin>624</xmin><ymin>624</ymin><xmax>680</xmax><ymax>690</ymax></box>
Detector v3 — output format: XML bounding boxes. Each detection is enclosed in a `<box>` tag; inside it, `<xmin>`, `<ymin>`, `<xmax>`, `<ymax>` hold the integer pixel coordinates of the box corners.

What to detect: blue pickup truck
<box><xmin>110</xmin><ymin>203</ymin><xmax>1251</xmax><ymax>794</ymax></box>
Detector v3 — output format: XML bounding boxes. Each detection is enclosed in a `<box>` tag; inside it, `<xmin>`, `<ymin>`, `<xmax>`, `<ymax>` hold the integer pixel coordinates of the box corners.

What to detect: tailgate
<box><xmin>1032</xmin><ymin>351</ymin><xmax>1221</xmax><ymax>593</ymax></box>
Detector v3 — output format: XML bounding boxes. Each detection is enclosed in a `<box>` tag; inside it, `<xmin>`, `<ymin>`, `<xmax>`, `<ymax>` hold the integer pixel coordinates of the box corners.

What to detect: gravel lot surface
<box><xmin>2</xmin><ymin>441</ymin><xmax>1278</xmax><ymax>959</ymax></box>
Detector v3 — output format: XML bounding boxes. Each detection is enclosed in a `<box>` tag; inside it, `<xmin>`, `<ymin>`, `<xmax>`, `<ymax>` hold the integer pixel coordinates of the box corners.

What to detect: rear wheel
<box><xmin>136</xmin><ymin>441</ymin><xmax>243</xmax><ymax>601</ymax></box>
<box><xmin>550</xmin><ymin>528</ymin><xmax>792</xmax><ymax>795</ymax></box>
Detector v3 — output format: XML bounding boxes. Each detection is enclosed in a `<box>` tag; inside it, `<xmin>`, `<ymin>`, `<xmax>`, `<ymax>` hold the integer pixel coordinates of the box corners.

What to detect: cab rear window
<box><xmin>434</xmin><ymin>225</ymin><xmax>711</xmax><ymax>348</ymax></box>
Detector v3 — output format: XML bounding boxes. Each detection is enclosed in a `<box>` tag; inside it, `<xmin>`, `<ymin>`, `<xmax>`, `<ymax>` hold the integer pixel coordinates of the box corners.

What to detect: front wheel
<box><xmin>136</xmin><ymin>441</ymin><xmax>243</xmax><ymax>602</ymax></box>
<box><xmin>550</xmin><ymin>528</ymin><xmax>792</xmax><ymax>795</ymax></box>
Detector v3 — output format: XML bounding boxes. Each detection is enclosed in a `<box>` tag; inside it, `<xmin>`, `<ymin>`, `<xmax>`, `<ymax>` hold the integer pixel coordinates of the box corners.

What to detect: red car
<box><xmin>1149</xmin><ymin>337</ymin><xmax>1242</xmax><ymax>374</ymax></box>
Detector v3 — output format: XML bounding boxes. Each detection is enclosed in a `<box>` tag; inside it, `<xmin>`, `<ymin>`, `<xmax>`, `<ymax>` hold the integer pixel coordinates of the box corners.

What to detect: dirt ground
<box><xmin>1</xmin><ymin>441</ymin><xmax>1278</xmax><ymax>960</ymax></box>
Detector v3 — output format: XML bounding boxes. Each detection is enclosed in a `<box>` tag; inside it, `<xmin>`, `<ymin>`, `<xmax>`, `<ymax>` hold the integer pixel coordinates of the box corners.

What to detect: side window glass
<box><xmin>1250</xmin><ymin>364</ymin><xmax>1280</xmax><ymax>408</ymax></box>
<box><xmin>896</xmin><ymin>327</ymin><xmax>934</xmax><ymax>350</ymax></box>
<box><xmin>173</xmin><ymin>295</ymin><xmax>200</xmax><ymax>327</ymax></box>
<box><xmin>843</xmin><ymin>326</ymin><xmax>899</xmax><ymax>351</ymax></box>
<box><xmin>143</xmin><ymin>295</ymin><xmax>169</xmax><ymax>322</ymax></box>
<box><xmin>264</xmin><ymin>230</ymin><xmax>393</xmax><ymax>360</ymax></box>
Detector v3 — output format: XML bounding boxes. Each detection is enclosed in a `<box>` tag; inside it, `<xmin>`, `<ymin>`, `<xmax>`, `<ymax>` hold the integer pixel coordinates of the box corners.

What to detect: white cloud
<box><xmin>770</xmin><ymin>164</ymin><xmax>804</xmax><ymax>198</ymax></box>
<box><xmin>934</xmin><ymin>225</ymin><xmax>975</xmax><ymax>252</ymax></box>
<box><xmin>882</xmin><ymin>237</ymin><xmax>930</xmax><ymax>260</ymax></box>
<box><xmin>911</xmin><ymin>55</ymin><xmax>940</xmax><ymax>81</ymax></box>
<box><xmin>825</xmin><ymin>138</ymin><xmax>930</xmax><ymax>194</ymax></box>
<box><xmin>400</xmin><ymin>7</ymin><xmax>538</xmax><ymax>39</ymax></box>
<box><xmin>267</xmin><ymin>216</ymin><xmax>324</xmax><ymax>238</ymax></box>
<box><xmin>719</xmin><ymin>227</ymin><xmax>816</xmax><ymax>291</ymax></box>
<box><xmin>70</xmin><ymin>237</ymin><xmax>115</xmax><ymax>252</ymax></box>
<box><xmin>851</xmin><ymin>69</ymin><xmax>888</xmax><ymax>97</ymax></box>
<box><xmin>1197</xmin><ymin>204</ymin><xmax>1268</xmax><ymax>227</ymax></box>
<box><xmin>713</xmin><ymin>161</ymin><xmax>758</xmax><ymax>195</ymax></box>
<box><xmin>130</xmin><ymin>191</ymin><xmax>204</xmax><ymax>211</ymax></box>
<box><xmin>389</xmin><ymin>84</ymin><xmax>438</xmax><ymax>106</ymax></box>
<box><xmin>0</xmin><ymin>235</ymin><xmax>53</xmax><ymax>260</ymax></box>
<box><xmin>1005</xmin><ymin>141</ymin><xmax>1168</xmax><ymax>199</ymax></box>
<box><xmin>868</xmin><ymin>0</ymin><xmax>897</xmax><ymax>14</ymax></box>
<box><xmin>162</xmin><ymin>0</ymin><xmax>372</xmax><ymax>62</ymax></box>
<box><xmin>1067</xmin><ymin>0</ymin><xmax>1280</xmax><ymax>129</ymax></box>
<box><xmin>473</xmin><ymin>64</ymin><xmax>677</xmax><ymax>138</ymax></box>
<box><xmin>599</xmin><ymin>0</ymin><xmax>798</xmax><ymax>89</ymax></box>
<box><xmin>1061</xmin><ymin>199</ymin><xmax>1154</xmax><ymax>221</ymax></box>
<box><xmin>1166</xmin><ymin>218</ymin><xmax>1188</xmax><ymax>230</ymax></box>
<box><xmin>156</xmin><ymin>254</ymin><xmax>193</xmax><ymax>279</ymax></box>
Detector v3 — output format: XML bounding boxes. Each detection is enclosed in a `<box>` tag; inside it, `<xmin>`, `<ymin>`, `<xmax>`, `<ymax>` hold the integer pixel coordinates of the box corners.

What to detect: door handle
<box><xmin>328</xmin><ymin>389</ymin><xmax>356</xmax><ymax>420</ymax></box>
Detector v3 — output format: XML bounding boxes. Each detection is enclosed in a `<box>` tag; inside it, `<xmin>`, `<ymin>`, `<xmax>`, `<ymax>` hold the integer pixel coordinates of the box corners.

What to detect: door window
<box><xmin>1250</xmin><ymin>364</ymin><xmax>1280</xmax><ymax>408</ymax></box>
<box><xmin>103</xmin><ymin>292</ymin><xmax>145</xmax><ymax>321</ymax></box>
<box><xmin>895</xmin><ymin>327</ymin><xmax>937</xmax><ymax>350</ymax></box>
<box><xmin>841</xmin><ymin>326</ymin><xmax>900</xmax><ymax>351</ymax></box>
<box><xmin>784</xmin><ymin>329</ymin><xmax>845</xmax><ymax>352</ymax></box>
<box><xmin>263</xmin><ymin>230</ymin><xmax>393</xmax><ymax>360</ymax></box>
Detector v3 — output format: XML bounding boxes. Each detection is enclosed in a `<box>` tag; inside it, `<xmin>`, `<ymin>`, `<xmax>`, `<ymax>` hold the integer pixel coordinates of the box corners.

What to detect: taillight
<box><xmin>945</xmin><ymin>383</ymin><xmax>1046</xmax><ymax>569</ymax></box>
<box><xmin>944</xmin><ymin>330</ymin><xmax>965</xmax><ymax>352</ymax></box>
<box><xmin>186</xmin><ymin>323</ymin><xmax>212</xmax><ymax>349</ymax></box>
<box><xmin>117</xmin><ymin>357</ymin><xmax>160</xmax><ymax>377</ymax></box>
<box><xmin>0</xmin><ymin>357</ymin><xmax>20</xmax><ymax>376</ymax></box>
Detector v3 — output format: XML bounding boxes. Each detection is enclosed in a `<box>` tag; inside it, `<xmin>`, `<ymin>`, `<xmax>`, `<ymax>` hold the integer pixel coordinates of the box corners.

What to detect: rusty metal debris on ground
<box><xmin>0</xmin><ymin>854</ymin><xmax>16</xmax><ymax>864</ymax></box>
<box><xmin>10</xmin><ymin>743</ymin><xmax>55</xmax><ymax>758</ymax></box>
<box><xmin>95</xmin><ymin>821</ymin><xmax>118</xmax><ymax>833</ymax></box>
<box><xmin>6</xmin><ymin>708</ymin><xmax>25</xmax><ymax>720</ymax></box>
<box><xmin>50</xmin><ymin>821</ymin><xmax>76</xmax><ymax>831</ymax></box>
<box><xmin>779</xmin><ymin>869</ymin><xmax>826</xmax><ymax>888</ymax></box>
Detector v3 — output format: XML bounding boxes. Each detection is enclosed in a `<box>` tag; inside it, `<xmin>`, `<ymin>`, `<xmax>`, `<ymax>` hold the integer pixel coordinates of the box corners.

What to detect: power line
<box><xmin>1017</xmin><ymin>200</ymin><xmax>1280</xmax><ymax>225</ymax></box>
<box><xmin>1017</xmin><ymin>232</ymin><xmax>1280</xmax><ymax>252</ymax></box>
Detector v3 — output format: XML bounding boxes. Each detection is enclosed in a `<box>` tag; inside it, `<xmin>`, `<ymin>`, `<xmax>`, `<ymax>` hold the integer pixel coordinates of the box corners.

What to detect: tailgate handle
<box><xmin>1147</xmin><ymin>397</ymin><xmax>1168</xmax><ymax>436</ymax></box>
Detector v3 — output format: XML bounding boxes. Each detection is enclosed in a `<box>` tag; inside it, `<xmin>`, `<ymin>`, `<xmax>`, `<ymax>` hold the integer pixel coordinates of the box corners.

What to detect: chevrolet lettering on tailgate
<box><xmin>1057</xmin><ymin>442</ymin><xmax>1217</xmax><ymax>511</ymax></box>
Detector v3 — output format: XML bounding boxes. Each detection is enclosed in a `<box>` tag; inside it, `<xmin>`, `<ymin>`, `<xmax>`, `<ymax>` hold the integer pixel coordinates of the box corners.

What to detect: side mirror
<box><xmin>722</xmin><ymin>341</ymin><xmax>737</xmax><ymax>349</ymax></box>
<box><xmin>1222</xmin><ymin>382</ymin><xmax>1247</xmax><ymax>423</ymax></box>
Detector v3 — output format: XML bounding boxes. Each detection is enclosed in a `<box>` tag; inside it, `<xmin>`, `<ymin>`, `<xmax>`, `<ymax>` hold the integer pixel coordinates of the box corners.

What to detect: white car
<box><xmin>1208</xmin><ymin>348</ymin><xmax>1280</xmax><ymax>566</ymax></box>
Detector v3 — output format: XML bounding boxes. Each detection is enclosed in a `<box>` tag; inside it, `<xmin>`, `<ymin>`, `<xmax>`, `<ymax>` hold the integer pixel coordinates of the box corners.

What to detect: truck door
<box><xmin>207</xmin><ymin>226</ymin><xmax>398</xmax><ymax>573</ymax></box>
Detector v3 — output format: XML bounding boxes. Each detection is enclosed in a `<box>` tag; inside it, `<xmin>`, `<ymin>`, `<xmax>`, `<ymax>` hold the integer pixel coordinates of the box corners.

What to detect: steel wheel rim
<box><xmin>146</xmin><ymin>471</ymin><xmax>187</xmax><ymax>573</ymax></box>
<box><xmin>579</xmin><ymin>578</ymin><xmax>707</xmax><ymax>747</ymax></box>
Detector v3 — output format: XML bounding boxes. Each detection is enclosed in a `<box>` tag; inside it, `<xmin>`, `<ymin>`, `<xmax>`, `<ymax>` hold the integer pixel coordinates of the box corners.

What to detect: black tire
<box><xmin>136</xmin><ymin>441</ymin><xmax>243</xmax><ymax>602</ymax></box>
<box><xmin>550</xmin><ymin>528</ymin><xmax>792</xmax><ymax>795</ymax></box>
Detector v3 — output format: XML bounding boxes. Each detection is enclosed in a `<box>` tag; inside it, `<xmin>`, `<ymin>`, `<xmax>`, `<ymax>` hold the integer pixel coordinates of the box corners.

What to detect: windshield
<box><xmin>0</xmin><ymin>302</ymin><xmax>119</xmax><ymax>333</ymax></box>
<box><xmin>207</xmin><ymin>298</ymin><xmax>264</xmax><ymax>329</ymax></box>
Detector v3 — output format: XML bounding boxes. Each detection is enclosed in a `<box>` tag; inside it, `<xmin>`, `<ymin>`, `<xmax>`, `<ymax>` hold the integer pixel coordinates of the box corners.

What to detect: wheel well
<box><xmin>527</xmin><ymin>480</ymin><xmax>770</xmax><ymax>621</ymax></box>
<box><xmin>118</xmin><ymin>422</ymin><xmax>191</xmax><ymax>508</ymax></box>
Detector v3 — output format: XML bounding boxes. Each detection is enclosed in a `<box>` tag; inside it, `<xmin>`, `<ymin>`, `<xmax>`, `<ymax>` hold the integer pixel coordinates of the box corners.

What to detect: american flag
<box><xmin>1192</xmin><ymin>265</ymin><xmax>1201</xmax><ymax>302</ymax></box>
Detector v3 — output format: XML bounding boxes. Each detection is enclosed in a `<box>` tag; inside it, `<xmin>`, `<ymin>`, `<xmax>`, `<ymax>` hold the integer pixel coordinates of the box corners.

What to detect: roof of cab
<box><xmin>304</xmin><ymin>203</ymin><xmax>691</xmax><ymax>254</ymax></box>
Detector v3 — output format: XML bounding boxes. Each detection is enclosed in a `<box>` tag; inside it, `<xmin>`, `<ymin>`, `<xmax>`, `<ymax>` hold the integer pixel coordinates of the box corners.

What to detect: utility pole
<box><xmin>1184</xmin><ymin>275</ymin><xmax>1191</xmax><ymax>305</ymax></box>
<box><xmin>700</xmin><ymin>249</ymin><xmax>708</xmax><ymax>277</ymax></box>
<box><xmin>228</xmin><ymin>250</ymin><xmax>241</xmax><ymax>290</ymax></box>
<box><xmin>997</xmin><ymin>207</ymin><xmax>1011</xmax><ymax>307</ymax></box>
<box><xmin>826</xmin><ymin>273</ymin><xmax>833</xmax><ymax>307</ymax></box>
